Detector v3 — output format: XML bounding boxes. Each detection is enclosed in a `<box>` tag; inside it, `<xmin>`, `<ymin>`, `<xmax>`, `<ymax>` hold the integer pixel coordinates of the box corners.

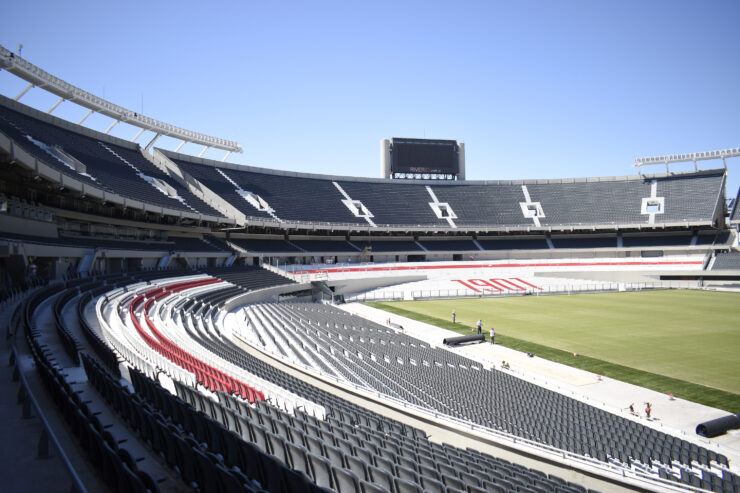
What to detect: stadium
<box><xmin>1</xmin><ymin>9</ymin><xmax>740</xmax><ymax>493</ymax></box>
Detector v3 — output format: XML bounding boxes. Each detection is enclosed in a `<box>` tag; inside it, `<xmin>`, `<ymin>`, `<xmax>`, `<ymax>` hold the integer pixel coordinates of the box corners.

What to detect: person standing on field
<box><xmin>452</xmin><ymin>309</ymin><xmax>456</xmax><ymax>324</ymax></box>
<box><xmin>489</xmin><ymin>327</ymin><xmax>495</xmax><ymax>344</ymax></box>
<box><xmin>476</xmin><ymin>319</ymin><xmax>482</xmax><ymax>335</ymax></box>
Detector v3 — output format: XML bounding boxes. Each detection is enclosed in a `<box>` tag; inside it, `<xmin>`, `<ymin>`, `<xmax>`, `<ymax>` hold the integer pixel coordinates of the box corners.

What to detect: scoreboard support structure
<box><xmin>381</xmin><ymin>138</ymin><xmax>465</xmax><ymax>180</ymax></box>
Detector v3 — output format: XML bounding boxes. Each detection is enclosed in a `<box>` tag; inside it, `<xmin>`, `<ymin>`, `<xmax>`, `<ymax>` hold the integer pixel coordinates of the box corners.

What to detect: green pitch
<box><xmin>368</xmin><ymin>290</ymin><xmax>740</xmax><ymax>411</ymax></box>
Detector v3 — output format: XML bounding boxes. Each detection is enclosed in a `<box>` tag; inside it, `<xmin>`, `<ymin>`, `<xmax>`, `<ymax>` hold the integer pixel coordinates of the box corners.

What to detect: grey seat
<box><xmin>367</xmin><ymin>464</ymin><xmax>394</xmax><ymax>492</ymax></box>
<box><xmin>418</xmin><ymin>463</ymin><xmax>441</xmax><ymax>482</ymax></box>
<box><xmin>480</xmin><ymin>480</ymin><xmax>505</xmax><ymax>493</ymax></box>
<box><xmin>460</xmin><ymin>470</ymin><xmax>482</xmax><ymax>487</ymax></box>
<box><xmin>394</xmin><ymin>476</ymin><xmax>424</xmax><ymax>493</ymax></box>
<box><xmin>373</xmin><ymin>453</ymin><xmax>395</xmax><ymax>473</ymax></box>
<box><xmin>360</xmin><ymin>480</ymin><xmax>388</xmax><ymax>493</ymax></box>
<box><xmin>346</xmin><ymin>454</ymin><xmax>369</xmax><ymax>481</ymax></box>
<box><xmin>418</xmin><ymin>475</ymin><xmax>445</xmax><ymax>493</ymax></box>
<box><xmin>332</xmin><ymin>465</ymin><xmax>362</xmax><ymax>493</ymax></box>
<box><xmin>395</xmin><ymin>464</ymin><xmax>419</xmax><ymax>484</ymax></box>
<box><xmin>285</xmin><ymin>442</ymin><xmax>311</xmax><ymax>476</ymax></box>
<box><xmin>396</xmin><ymin>455</ymin><xmax>419</xmax><ymax>472</ymax></box>
<box><xmin>265</xmin><ymin>431</ymin><xmax>287</xmax><ymax>463</ymax></box>
<box><xmin>248</xmin><ymin>422</ymin><xmax>269</xmax><ymax>453</ymax></box>
<box><xmin>307</xmin><ymin>451</ymin><xmax>335</xmax><ymax>489</ymax></box>
<box><xmin>305</xmin><ymin>434</ymin><xmax>326</xmax><ymax>456</ymax></box>
<box><xmin>323</xmin><ymin>443</ymin><xmax>345</xmax><ymax>468</ymax></box>
<box><xmin>441</xmin><ymin>473</ymin><xmax>465</xmax><ymax>491</ymax></box>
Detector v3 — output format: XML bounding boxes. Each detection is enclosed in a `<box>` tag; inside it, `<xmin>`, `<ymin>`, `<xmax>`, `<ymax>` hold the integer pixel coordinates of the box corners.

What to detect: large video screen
<box><xmin>391</xmin><ymin>138</ymin><xmax>458</xmax><ymax>174</ymax></box>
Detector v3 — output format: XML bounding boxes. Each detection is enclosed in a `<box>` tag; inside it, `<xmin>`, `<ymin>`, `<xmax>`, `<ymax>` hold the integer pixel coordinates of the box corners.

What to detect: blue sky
<box><xmin>1</xmin><ymin>1</ymin><xmax>739</xmax><ymax>199</ymax></box>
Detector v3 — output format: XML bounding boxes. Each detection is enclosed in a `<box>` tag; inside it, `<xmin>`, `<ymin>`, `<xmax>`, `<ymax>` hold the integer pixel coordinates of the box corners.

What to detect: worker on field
<box><xmin>476</xmin><ymin>319</ymin><xmax>482</xmax><ymax>335</ymax></box>
<box><xmin>489</xmin><ymin>327</ymin><xmax>495</xmax><ymax>344</ymax></box>
<box><xmin>452</xmin><ymin>309</ymin><xmax>456</xmax><ymax>324</ymax></box>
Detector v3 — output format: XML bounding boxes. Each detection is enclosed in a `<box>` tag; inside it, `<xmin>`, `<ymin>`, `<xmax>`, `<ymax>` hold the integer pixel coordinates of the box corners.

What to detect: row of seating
<box><xmin>166</xmin><ymin>149</ymin><xmax>726</xmax><ymax>229</ymax></box>
<box><xmin>0</xmin><ymin>95</ymin><xmax>226</xmax><ymax>219</ymax></box>
<box><xmin>712</xmin><ymin>251</ymin><xmax>740</xmax><ymax>270</ymax></box>
<box><xmin>127</xmin><ymin>278</ymin><xmax>265</xmax><ymax>401</ymax></box>
<box><xmin>173</xmin><ymin>283</ymin><xmax>605</xmax><ymax>493</ymax></box>
<box><xmin>237</xmin><ymin>302</ymin><xmax>738</xmax><ymax>490</ymax></box>
<box><xmin>224</xmin><ymin>232</ymin><xmax>732</xmax><ymax>255</ymax></box>
<box><xmin>83</xmin><ymin>353</ymin><xmax>278</xmax><ymax>492</ymax></box>
<box><xmin>20</xmin><ymin>284</ymin><xmax>161</xmax><ymax>493</ymax></box>
<box><xmin>60</xmin><ymin>266</ymin><xmax>735</xmax><ymax>492</ymax></box>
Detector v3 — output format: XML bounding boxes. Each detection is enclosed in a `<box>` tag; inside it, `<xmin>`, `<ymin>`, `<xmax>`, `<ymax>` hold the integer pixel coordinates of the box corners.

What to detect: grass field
<box><xmin>367</xmin><ymin>289</ymin><xmax>740</xmax><ymax>413</ymax></box>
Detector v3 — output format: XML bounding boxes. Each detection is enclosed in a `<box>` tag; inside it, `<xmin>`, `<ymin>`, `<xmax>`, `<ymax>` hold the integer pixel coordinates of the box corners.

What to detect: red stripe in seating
<box><xmin>128</xmin><ymin>278</ymin><xmax>264</xmax><ymax>403</ymax></box>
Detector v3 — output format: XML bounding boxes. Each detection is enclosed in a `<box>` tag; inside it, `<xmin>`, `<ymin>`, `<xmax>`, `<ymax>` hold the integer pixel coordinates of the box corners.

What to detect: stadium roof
<box><xmin>0</xmin><ymin>44</ymin><xmax>242</xmax><ymax>158</ymax></box>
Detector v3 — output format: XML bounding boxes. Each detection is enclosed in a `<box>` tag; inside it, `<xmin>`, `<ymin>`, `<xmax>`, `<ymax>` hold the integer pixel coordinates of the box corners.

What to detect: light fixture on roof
<box><xmin>633</xmin><ymin>147</ymin><xmax>739</xmax><ymax>173</ymax></box>
<box><xmin>0</xmin><ymin>44</ymin><xmax>242</xmax><ymax>161</ymax></box>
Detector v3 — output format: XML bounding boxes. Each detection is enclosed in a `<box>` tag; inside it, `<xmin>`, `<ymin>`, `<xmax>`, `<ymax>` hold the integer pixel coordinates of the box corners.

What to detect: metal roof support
<box><xmin>222</xmin><ymin>150</ymin><xmax>232</xmax><ymax>162</ymax></box>
<box><xmin>131</xmin><ymin>127</ymin><xmax>146</xmax><ymax>143</ymax></box>
<box><xmin>174</xmin><ymin>141</ymin><xmax>187</xmax><ymax>153</ymax></box>
<box><xmin>145</xmin><ymin>133</ymin><xmax>161</xmax><ymax>152</ymax></box>
<box><xmin>77</xmin><ymin>109</ymin><xmax>94</xmax><ymax>125</ymax></box>
<box><xmin>0</xmin><ymin>45</ymin><xmax>243</xmax><ymax>154</ymax></box>
<box><xmin>47</xmin><ymin>97</ymin><xmax>64</xmax><ymax>114</ymax></box>
<box><xmin>14</xmin><ymin>83</ymin><xmax>33</xmax><ymax>101</ymax></box>
<box><xmin>198</xmin><ymin>146</ymin><xmax>210</xmax><ymax>158</ymax></box>
<box><xmin>634</xmin><ymin>147</ymin><xmax>740</xmax><ymax>170</ymax></box>
<box><xmin>104</xmin><ymin>119</ymin><xmax>119</xmax><ymax>134</ymax></box>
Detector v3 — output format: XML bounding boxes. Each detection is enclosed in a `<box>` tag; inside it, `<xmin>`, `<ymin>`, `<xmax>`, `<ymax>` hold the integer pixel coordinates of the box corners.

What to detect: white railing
<box><xmin>347</xmin><ymin>281</ymin><xmax>703</xmax><ymax>302</ymax></box>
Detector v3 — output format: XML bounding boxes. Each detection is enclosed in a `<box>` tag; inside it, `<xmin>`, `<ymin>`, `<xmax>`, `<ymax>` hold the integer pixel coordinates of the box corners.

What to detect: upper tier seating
<box><xmin>528</xmin><ymin>180</ymin><xmax>650</xmax><ymax>226</ymax></box>
<box><xmin>431</xmin><ymin>183</ymin><xmax>533</xmax><ymax>227</ymax></box>
<box><xmin>0</xmin><ymin>97</ymin><xmax>224</xmax><ymax>219</ymax></box>
<box><xmin>164</xmin><ymin>158</ymin><xmax>274</xmax><ymax>221</ymax></box>
<box><xmin>730</xmin><ymin>188</ymin><xmax>740</xmax><ymax>224</ymax></box>
<box><xmin>712</xmin><ymin>251</ymin><xmax>740</xmax><ymax>270</ymax></box>
<box><xmin>170</xmin><ymin>157</ymin><xmax>366</xmax><ymax>225</ymax></box>
<box><xmin>336</xmin><ymin>181</ymin><xmax>448</xmax><ymax>227</ymax></box>
<box><xmin>161</xmin><ymin>148</ymin><xmax>725</xmax><ymax>230</ymax></box>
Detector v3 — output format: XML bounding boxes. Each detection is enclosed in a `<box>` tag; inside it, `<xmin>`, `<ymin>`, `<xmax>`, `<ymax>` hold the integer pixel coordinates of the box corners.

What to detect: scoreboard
<box><xmin>382</xmin><ymin>138</ymin><xmax>464</xmax><ymax>180</ymax></box>
<box><xmin>391</xmin><ymin>138</ymin><xmax>458</xmax><ymax>174</ymax></box>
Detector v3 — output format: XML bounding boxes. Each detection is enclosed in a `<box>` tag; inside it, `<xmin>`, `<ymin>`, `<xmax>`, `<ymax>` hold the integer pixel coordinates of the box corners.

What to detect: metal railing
<box><xmin>346</xmin><ymin>281</ymin><xmax>703</xmax><ymax>302</ymax></box>
<box><xmin>8</xmin><ymin>340</ymin><xmax>87</xmax><ymax>493</ymax></box>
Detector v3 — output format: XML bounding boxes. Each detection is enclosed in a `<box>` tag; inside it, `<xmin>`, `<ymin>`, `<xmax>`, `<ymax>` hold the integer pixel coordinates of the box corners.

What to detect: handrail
<box><xmin>10</xmin><ymin>346</ymin><xmax>87</xmax><ymax>493</ymax></box>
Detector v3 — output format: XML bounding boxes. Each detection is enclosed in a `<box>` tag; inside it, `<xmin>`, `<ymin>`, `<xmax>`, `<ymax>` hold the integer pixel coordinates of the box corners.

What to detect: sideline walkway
<box><xmin>0</xmin><ymin>299</ymin><xmax>79</xmax><ymax>493</ymax></box>
<box><xmin>0</xmin><ymin>293</ymin><xmax>190</xmax><ymax>493</ymax></box>
<box><xmin>342</xmin><ymin>302</ymin><xmax>740</xmax><ymax>473</ymax></box>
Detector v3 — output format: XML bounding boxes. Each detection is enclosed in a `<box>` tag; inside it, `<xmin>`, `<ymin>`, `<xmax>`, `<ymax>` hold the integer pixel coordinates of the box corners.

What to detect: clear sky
<box><xmin>1</xmin><ymin>0</ymin><xmax>739</xmax><ymax>199</ymax></box>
